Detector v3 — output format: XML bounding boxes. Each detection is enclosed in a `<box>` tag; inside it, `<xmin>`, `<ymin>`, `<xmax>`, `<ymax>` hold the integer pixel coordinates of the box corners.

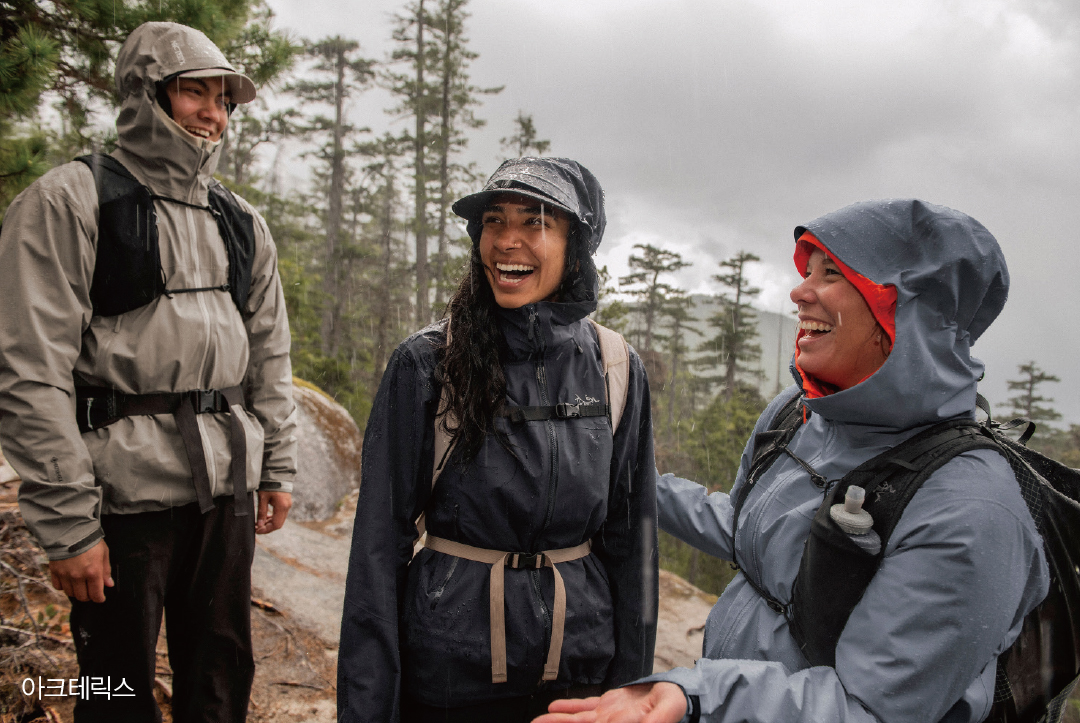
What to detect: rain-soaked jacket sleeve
<box><xmin>648</xmin><ymin>393</ymin><xmax>1049</xmax><ymax>723</ymax></box>
<box><xmin>338</xmin><ymin>343</ymin><xmax>437</xmax><ymax>723</ymax></box>
<box><xmin>238</xmin><ymin>201</ymin><xmax>297</xmax><ymax>491</ymax></box>
<box><xmin>593</xmin><ymin>350</ymin><xmax>659</xmax><ymax>685</ymax></box>
<box><xmin>653</xmin><ymin>387</ymin><xmax>795</xmax><ymax>564</ymax></box>
<box><xmin>0</xmin><ymin>164</ymin><xmax>103</xmax><ymax>560</ymax></box>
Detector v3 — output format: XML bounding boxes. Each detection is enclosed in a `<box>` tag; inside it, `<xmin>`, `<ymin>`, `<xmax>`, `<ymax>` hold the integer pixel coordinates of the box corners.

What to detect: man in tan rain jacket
<box><xmin>0</xmin><ymin>22</ymin><xmax>297</xmax><ymax>722</ymax></box>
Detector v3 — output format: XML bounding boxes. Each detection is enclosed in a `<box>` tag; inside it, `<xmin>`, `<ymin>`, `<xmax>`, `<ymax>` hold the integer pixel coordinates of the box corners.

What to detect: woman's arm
<box><xmin>593</xmin><ymin>350</ymin><xmax>659</xmax><ymax>686</ymax></box>
<box><xmin>655</xmin><ymin>387</ymin><xmax>803</xmax><ymax>562</ymax></box>
<box><xmin>337</xmin><ymin>343</ymin><xmax>438</xmax><ymax>723</ymax></box>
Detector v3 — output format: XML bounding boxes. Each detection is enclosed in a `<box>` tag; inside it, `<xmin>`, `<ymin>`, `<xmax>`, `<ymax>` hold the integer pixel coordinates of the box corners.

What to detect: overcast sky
<box><xmin>263</xmin><ymin>0</ymin><xmax>1080</xmax><ymax>424</ymax></box>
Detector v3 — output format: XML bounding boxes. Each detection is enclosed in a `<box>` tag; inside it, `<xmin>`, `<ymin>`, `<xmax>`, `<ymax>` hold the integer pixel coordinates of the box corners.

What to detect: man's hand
<box><xmin>256</xmin><ymin>490</ymin><xmax>291</xmax><ymax>534</ymax></box>
<box><xmin>49</xmin><ymin>540</ymin><xmax>113</xmax><ymax>603</ymax></box>
<box><xmin>532</xmin><ymin>683</ymin><xmax>688</xmax><ymax>723</ymax></box>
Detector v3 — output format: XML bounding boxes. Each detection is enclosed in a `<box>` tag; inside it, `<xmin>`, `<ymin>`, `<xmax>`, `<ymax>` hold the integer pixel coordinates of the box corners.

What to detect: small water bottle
<box><xmin>830</xmin><ymin>485</ymin><xmax>882</xmax><ymax>555</ymax></box>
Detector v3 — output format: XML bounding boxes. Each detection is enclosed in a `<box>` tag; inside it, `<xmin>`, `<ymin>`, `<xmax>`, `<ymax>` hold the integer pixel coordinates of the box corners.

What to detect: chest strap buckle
<box><xmin>555</xmin><ymin>402</ymin><xmax>581</xmax><ymax>418</ymax></box>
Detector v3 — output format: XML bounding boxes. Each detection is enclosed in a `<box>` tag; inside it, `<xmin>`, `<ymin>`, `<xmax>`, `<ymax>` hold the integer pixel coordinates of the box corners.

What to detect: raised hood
<box><xmin>112</xmin><ymin>22</ymin><xmax>245</xmax><ymax>202</ymax></box>
<box><xmin>793</xmin><ymin>199</ymin><xmax>1009</xmax><ymax>429</ymax></box>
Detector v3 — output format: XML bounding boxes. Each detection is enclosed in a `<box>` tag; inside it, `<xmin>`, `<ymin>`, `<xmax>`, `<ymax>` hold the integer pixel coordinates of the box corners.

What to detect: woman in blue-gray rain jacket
<box><xmin>537</xmin><ymin>199</ymin><xmax>1049</xmax><ymax>723</ymax></box>
<box><xmin>337</xmin><ymin>158</ymin><xmax>658</xmax><ymax>722</ymax></box>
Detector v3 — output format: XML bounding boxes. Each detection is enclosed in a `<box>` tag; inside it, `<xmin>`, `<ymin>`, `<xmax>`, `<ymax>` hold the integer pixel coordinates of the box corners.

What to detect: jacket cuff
<box><xmin>44</xmin><ymin>526</ymin><xmax>104</xmax><ymax>561</ymax></box>
<box><xmin>257</xmin><ymin>479</ymin><xmax>293</xmax><ymax>493</ymax></box>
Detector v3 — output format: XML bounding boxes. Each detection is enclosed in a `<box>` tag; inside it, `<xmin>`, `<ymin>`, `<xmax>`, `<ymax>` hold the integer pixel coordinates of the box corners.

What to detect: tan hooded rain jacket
<box><xmin>0</xmin><ymin>22</ymin><xmax>297</xmax><ymax>561</ymax></box>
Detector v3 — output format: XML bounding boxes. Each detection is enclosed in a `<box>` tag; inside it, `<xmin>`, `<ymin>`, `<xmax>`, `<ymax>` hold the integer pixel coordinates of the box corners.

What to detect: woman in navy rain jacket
<box><xmin>537</xmin><ymin>199</ymin><xmax>1049</xmax><ymax>723</ymax></box>
<box><xmin>337</xmin><ymin>158</ymin><xmax>658</xmax><ymax>722</ymax></box>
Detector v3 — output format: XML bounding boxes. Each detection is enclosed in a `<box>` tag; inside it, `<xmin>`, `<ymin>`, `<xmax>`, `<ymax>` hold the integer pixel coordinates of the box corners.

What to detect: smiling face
<box><xmin>478</xmin><ymin>194</ymin><xmax>571</xmax><ymax>308</ymax></box>
<box><xmin>790</xmin><ymin>248</ymin><xmax>890</xmax><ymax>390</ymax></box>
<box><xmin>164</xmin><ymin>76</ymin><xmax>230</xmax><ymax>142</ymax></box>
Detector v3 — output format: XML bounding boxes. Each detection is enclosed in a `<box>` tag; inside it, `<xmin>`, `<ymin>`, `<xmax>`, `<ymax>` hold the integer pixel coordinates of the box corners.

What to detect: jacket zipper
<box><xmin>185</xmin><ymin>152</ymin><xmax>217</xmax><ymax>492</ymax></box>
<box><xmin>528</xmin><ymin>306</ymin><xmax>555</xmax><ymax>649</ymax></box>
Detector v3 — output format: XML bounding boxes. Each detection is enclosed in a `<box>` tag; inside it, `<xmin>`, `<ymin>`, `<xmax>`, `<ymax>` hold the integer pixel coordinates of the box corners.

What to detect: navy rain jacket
<box><xmin>645</xmin><ymin>199</ymin><xmax>1049</xmax><ymax>723</ymax></box>
<box><xmin>337</xmin><ymin>159</ymin><xmax>658</xmax><ymax>721</ymax></box>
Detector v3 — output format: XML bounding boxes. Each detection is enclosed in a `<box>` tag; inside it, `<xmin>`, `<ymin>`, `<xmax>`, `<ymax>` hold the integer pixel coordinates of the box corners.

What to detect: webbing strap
<box><xmin>588</xmin><ymin>319</ymin><xmax>629</xmax><ymax>433</ymax></box>
<box><xmin>77</xmin><ymin>385</ymin><xmax>248</xmax><ymax>516</ymax></box>
<box><xmin>220</xmin><ymin>386</ymin><xmax>248</xmax><ymax>516</ymax></box>
<box><xmin>424</xmin><ymin>535</ymin><xmax>591</xmax><ymax>683</ymax></box>
<box><xmin>174</xmin><ymin>399</ymin><xmax>216</xmax><ymax>513</ymax></box>
<box><xmin>499</xmin><ymin>403</ymin><xmax>608</xmax><ymax>423</ymax></box>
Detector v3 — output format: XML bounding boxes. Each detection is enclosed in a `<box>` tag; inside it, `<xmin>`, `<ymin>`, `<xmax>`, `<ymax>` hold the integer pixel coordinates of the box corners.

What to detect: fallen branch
<box><xmin>273</xmin><ymin>680</ymin><xmax>325</xmax><ymax>691</ymax></box>
<box><xmin>250</xmin><ymin>597</ymin><xmax>281</xmax><ymax>615</ymax></box>
<box><xmin>0</xmin><ymin>624</ymin><xmax>73</xmax><ymax>648</ymax></box>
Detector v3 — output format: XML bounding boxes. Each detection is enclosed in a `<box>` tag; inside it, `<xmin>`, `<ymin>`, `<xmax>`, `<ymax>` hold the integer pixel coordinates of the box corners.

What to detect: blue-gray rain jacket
<box><xmin>337</xmin><ymin>300</ymin><xmax>658</xmax><ymax>721</ymax></box>
<box><xmin>646</xmin><ymin>199</ymin><xmax>1049</xmax><ymax>723</ymax></box>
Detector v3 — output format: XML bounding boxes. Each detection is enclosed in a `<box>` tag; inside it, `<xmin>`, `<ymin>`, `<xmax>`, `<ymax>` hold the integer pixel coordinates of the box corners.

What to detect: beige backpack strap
<box><xmin>424</xmin><ymin>535</ymin><xmax>592</xmax><ymax>683</ymax></box>
<box><xmin>417</xmin><ymin>320</ymin><xmax>457</xmax><ymax>543</ymax></box>
<box><xmin>588</xmin><ymin>318</ymin><xmax>630</xmax><ymax>433</ymax></box>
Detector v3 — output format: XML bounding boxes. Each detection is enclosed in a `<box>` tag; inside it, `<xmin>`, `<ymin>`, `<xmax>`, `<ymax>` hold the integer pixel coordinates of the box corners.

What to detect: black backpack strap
<box><xmin>207</xmin><ymin>181</ymin><xmax>255</xmax><ymax>313</ymax></box>
<box><xmin>75</xmin><ymin>154</ymin><xmax>256</xmax><ymax>317</ymax></box>
<box><xmin>498</xmin><ymin>403</ymin><xmax>608</xmax><ymax>423</ymax></box>
<box><xmin>75</xmin><ymin>153</ymin><xmax>166</xmax><ymax>317</ymax></box>
<box><xmin>789</xmin><ymin>418</ymin><xmax>1003</xmax><ymax>667</ymax></box>
<box><xmin>724</xmin><ymin>391</ymin><xmax>805</xmax><ymax>615</ymax></box>
<box><xmin>731</xmin><ymin>391</ymin><xmax>806</xmax><ymax>549</ymax></box>
<box><xmin>75</xmin><ymin>152</ymin><xmax>141</xmax><ymax>194</ymax></box>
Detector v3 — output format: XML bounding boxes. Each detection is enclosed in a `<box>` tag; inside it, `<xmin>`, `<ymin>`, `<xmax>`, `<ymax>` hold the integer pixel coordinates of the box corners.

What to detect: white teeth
<box><xmin>185</xmin><ymin>127</ymin><xmax>211</xmax><ymax>138</ymax></box>
<box><xmin>799</xmin><ymin>320</ymin><xmax>835</xmax><ymax>332</ymax></box>
<box><xmin>496</xmin><ymin>263</ymin><xmax>535</xmax><ymax>272</ymax></box>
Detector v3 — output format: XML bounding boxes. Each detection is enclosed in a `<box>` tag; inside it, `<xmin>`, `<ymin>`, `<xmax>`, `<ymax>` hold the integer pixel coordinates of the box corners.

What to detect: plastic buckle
<box><xmin>510</xmin><ymin>553</ymin><xmax>544</xmax><ymax>569</ymax></box>
<box><xmin>190</xmin><ymin>389</ymin><xmax>221</xmax><ymax>414</ymax></box>
<box><xmin>766</xmin><ymin>598</ymin><xmax>789</xmax><ymax>618</ymax></box>
<box><xmin>555</xmin><ymin>403</ymin><xmax>581</xmax><ymax>419</ymax></box>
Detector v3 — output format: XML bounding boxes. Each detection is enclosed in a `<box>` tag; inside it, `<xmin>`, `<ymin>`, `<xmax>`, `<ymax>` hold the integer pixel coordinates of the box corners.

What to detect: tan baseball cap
<box><xmin>173</xmin><ymin>67</ymin><xmax>256</xmax><ymax>104</ymax></box>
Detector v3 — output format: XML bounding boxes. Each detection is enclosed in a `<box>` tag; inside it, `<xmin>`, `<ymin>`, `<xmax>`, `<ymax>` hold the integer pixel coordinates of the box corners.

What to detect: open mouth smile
<box><xmin>495</xmin><ymin>262</ymin><xmax>536</xmax><ymax>285</ymax></box>
<box><xmin>799</xmin><ymin>319</ymin><xmax>834</xmax><ymax>338</ymax></box>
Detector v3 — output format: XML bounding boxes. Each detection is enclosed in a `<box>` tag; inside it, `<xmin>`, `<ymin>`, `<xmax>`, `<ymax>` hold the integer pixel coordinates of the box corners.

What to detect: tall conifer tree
<box><xmin>699</xmin><ymin>251</ymin><xmax>763</xmax><ymax>400</ymax></box>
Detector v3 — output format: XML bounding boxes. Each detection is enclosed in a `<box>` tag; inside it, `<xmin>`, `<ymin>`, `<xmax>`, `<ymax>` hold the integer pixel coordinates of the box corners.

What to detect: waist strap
<box><xmin>424</xmin><ymin>535</ymin><xmax>592</xmax><ymax>683</ymax></box>
<box><xmin>75</xmin><ymin>386</ymin><xmax>248</xmax><ymax>516</ymax></box>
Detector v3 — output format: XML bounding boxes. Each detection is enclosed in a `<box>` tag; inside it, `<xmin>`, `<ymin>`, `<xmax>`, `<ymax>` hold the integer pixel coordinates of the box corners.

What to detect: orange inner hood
<box><xmin>793</xmin><ymin>231</ymin><xmax>897</xmax><ymax>398</ymax></box>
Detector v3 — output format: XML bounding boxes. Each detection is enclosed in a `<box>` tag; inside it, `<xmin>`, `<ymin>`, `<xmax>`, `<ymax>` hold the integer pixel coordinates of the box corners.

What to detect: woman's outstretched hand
<box><xmin>532</xmin><ymin>682</ymin><xmax>688</xmax><ymax>723</ymax></box>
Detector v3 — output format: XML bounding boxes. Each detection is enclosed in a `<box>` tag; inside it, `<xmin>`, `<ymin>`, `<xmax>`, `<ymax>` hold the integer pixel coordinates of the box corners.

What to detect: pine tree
<box><xmin>384</xmin><ymin>0</ymin><xmax>441</xmax><ymax>328</ymax></box>
<box><xmin>428</xmin><ymin>0</ymin><xmax>501</xmax><ymax>314</ymax></box>
<box><xmin>659</xmin><ymin>291</ymin><xmax>701</xmax><ymax>430</ymax></box>
<box><xmin>356</xmin><ymin>133</ymin><xmax>413</xmax><ymax>388</ymax></box>
<box><xmin>289</xmin><ymin>36</ymin><xmax>376</xmax><ymax>356</ymax></box>
<box><xmin>0</xmin><ymin>24</ymin><xmax>57</xmax><ymax>213</ymax></box>
<box><xmin>619</xmin><ymin>243</ymin><xmax>690</xmax><ymax>353</ymax></box>
<box><xmin>500</xmin><ymin>111</ymin><xmax>550</xmax><ymax>158</ymax></box>
<box><xmin>699</xmin><ymin>251</ymin><xmax>763</xmax><ymax>400</ymax></box>
<box><xmin>1006</xmin><ymin>361</ymin><xmax>1062</xmax><ymax>425</ymax></box>
<box><xmin>593</xmin><ymin>265</ymin><xmax>629</xmax><ymax>333</ymax></box>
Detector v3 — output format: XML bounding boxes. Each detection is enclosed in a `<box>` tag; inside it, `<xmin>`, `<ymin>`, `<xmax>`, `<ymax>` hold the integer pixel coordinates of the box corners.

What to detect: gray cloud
<box><xmin>267</xmin><ymin>0</ymin><xmax>1080</xmax><ymax>423</ymax></box>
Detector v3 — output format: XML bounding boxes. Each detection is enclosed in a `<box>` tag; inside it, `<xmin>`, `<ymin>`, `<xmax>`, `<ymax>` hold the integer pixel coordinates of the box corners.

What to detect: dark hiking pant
<box><xmin>69</xmin><ymin>494</ymin><xmax>256</xmax><ymax>723</ymax></box>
